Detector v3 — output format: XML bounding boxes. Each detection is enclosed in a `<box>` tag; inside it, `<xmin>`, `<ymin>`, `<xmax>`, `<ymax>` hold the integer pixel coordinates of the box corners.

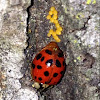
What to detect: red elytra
<box><xmin>31</xmin><ymin>41</ymin><xmax>65</xmax><ymax>85</ymax></box>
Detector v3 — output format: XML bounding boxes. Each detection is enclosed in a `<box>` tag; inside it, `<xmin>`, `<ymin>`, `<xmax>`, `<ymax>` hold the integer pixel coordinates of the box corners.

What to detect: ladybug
<box><xmin>31</xmin><ymin>41</ymin><xmax>66</xmax><ymax>89</ymax></box>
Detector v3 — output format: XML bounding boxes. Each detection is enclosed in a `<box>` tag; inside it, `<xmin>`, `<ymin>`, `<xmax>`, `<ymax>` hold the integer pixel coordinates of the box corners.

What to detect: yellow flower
<box><xmin>50</xmin><ymin>18</ymin><xmax>54</xmax><ymax>22</ymax></box>
<box><xmin>50</xmin><ymin>7</ymin><xmax>55</xmax><ymax>11</ymax></box>
<box><xmin>46</xmin><ymin>7</ymin><xmax>62</xmax><ymax>42</ymax></box>
<box><xmin>53</xmin><ymin>15</ymin><xmax>57</xmax><ymax>20</ymax></box>
<box><xmin>47</xmin><ymin>15</ymin><xmax>51</xmax><ymax>19</ymax></box>
<box><xmin>56</xmin><ymin>23</ymin><xmax>60</xmax><ymax>28</ymax></box>
<box><xmin>52</xmin><ymin>34</ymin><xmax>61</xmax><ymax>42</ymax></box>
<box><xmin>56</xmin><ymin>30</ymin><xmax>61</xmax><ymax>35</ymax></box>
<box><xmin>53</xmin><ymin>10</ymin><xmax>57</xmax><ymax>15</ymax></box>
<box><xmin>47</xmin><ymin>29</ymin><xmax>53</xmax><ymax>37</ymax></box>
<box><xmin>58</xmin><ymin>27</ymin><xmax>62</xmax><ymax>31</ymax></box>
<box><xmin>49</xmin><ymin>11</ymin><xmax>53</xmax><ymax>15</ymax></box>
<box><xmin>54</xmin><ymin>20</ymin><xmax>58</xmax><ymax>24</ymax></box>
<box><xmin>52</xmin><ymin>31</ymin><xmax>56</xmax><ymax>36</ymax></box>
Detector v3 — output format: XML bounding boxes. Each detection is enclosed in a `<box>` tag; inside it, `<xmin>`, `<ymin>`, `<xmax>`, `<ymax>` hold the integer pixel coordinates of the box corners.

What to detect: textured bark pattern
<box><xmin>27</xmin><ymin>0</ymin><xmax>100</xmax><ymax>100</ymax></box>
<box><xmin>0</xmin><ymin>0</ymin><xmax>100</xmax><ymax>100</ymax></box>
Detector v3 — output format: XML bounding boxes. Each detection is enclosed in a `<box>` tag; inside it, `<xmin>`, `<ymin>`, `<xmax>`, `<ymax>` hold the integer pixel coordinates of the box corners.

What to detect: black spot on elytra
<box><xmin>35</xmin><ymin>76</ymin><xmax>37</xmax><ymax>79</ymax></box>
<box><xmin>46</xmin><ymin>59</ymin><xmax>53</xmax><ymax>67</ymax></box>
<box><xmin>32</xmin><ymin>63</ymin><xmax>35</xmax><ymax>69</ymax></box>
<box><xmin>53</xmin><ymin>73</ymin><xmax>58</xmax><ymax>77</ymax></box>
<box><xmin>45</xmin><ymin>79</ymin><xmax>52</xmax><ymax>84</ymax></box>
<box><xmin>36</xmin><ymin>53</ymin><xmax>42</xmax><ymax>60</ymax></box>
<box><xmin>41</xmin><ymin>56</ymin><xmax>44</xmax><ymax>61</ymax></box>
<box><xmin>58</xmin><ymin>52</ymin><xmax>63</xmax><ymax>57</ymax></box>
<box><xmin>56</xmin><ymin>59</ymin><xmax>61</xmax><ymax>67</ymax></box>
<box><xmin>44</xmin><ymin>71</ymin><xmax>49</xmax><ymax>76</ymax></box>
<box><xmin>37</xmin><ymin>65</ymin><xmax>42</xmax><ymax>69</ymax></box>
<box><xmin>38</xmin><ymin>77</ymin><xmax>42</xmax><ymax>81</ymax></box>
<box><xmin>45</xmin><ymin>49</ymin><xmax>52</xmax><ymax>55</ymax></box>
<box><xmin>60</xmin><ymin>71</ymin><xmax>64</xmax><ymax>75</ymax></box>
